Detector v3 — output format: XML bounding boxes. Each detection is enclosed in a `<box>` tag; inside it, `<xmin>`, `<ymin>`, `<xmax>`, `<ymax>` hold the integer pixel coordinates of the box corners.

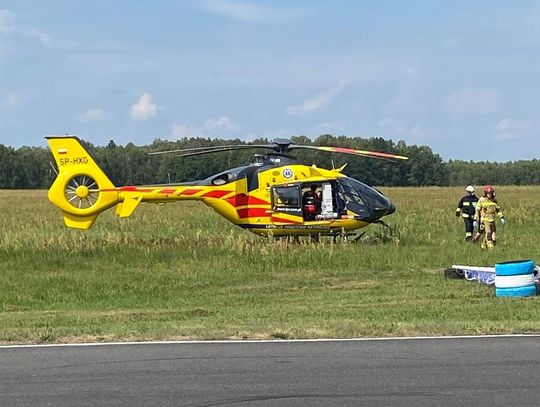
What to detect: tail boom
<box><xmin>47</xmin><ymin>136</ymin><xmax>234</xmax><ymax>229</ymax></box>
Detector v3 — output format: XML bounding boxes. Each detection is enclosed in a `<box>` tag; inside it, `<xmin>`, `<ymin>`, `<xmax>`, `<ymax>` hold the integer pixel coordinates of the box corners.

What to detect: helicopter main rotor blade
<box><xmin>148</xmin><ymin>137</ymin><xmax>408</xmax><ymax>160</ymax></box>
<box><xmin>288</xmin><ymin>145</ymin><xmax>409</xmax><ymax>161</ymax></box>
<box><xmin>149</xmin><ymin>144</ymin><xmax>276</xmax><ymax>156</ymax></box>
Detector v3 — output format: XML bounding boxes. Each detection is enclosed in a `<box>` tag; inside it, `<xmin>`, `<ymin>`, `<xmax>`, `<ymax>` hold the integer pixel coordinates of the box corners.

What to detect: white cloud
<box><xmin>78</xmin><ymin>108</ymin><xmax>107</xmax><ymax>122</ymax></box>
<box><xmin>0</xmin><ymin>10</ymin><xmax>51</xmax><ymax>46</ymax></box>
<box><xmin>378</xmin><ymin>118</ymin><xmax>428</xmax><ymax>140</ymax></box>
<box><xmin>170</xmin><ymin>123</ymin><xmax>196</xmax><ymax>139</ymax></box>
<box><xmin>129</xmin><ymin>93</ymin><xmax>158</xmax><ymax>121</ymax></box>
<box><xmin>495</xmin><ymin>118</ymin><xmax>532</xmax><ymax>140</ymax></box>
<box><xmin>169</xmin><ymin>116</ymin><xmax>238</xmax><ymax>139</ymax></box>
<box><xmin>312</xmin><ymin>121</ymin><xmax>346</xmax><ymax>134</ymax></box>
<box><xmin>203</xmin><ymin>116</ymin><xmax>237</xmax><ymax>131</ymax></box>
<box><xmin>378</xmin><ymin>118</ymin><xmax>404</xmax><ymax>134</ymax></box>
<box><xmin>201</xmin><ymin>0</ymin><xmax>307</xmax><ymax>23</ymax></box>
<box><xmin>29</xmin><ymin>29</ymin><xmax>50</xmax><ymax>45</ymax></box>
<box><xmin>383</xmin><ymin>85</ymin><xmax>432</xmax><ymax>120</ymax></box>
<box><xmin>170</xmin><ymin>123</ymin><xmax>198</xmax><ymax>139</ymax></box>
<box><xmin>287</xmin><ymin>80</ymin><xmax>349</xmax><ymax>115</ymax></box>
<box><xmin>443</xmin><ymin>89</ymin><xmax>500</xmax><ymax>114</ymax></box>
<box><xmin>2</xmin><ymin>93</ymin><xmax>22</xmax><ymax>107</ymax></box>
<box><xmin>0</xmin><ymin>9</ymin><xmax>15</xmax><ymax>34</ymax></box>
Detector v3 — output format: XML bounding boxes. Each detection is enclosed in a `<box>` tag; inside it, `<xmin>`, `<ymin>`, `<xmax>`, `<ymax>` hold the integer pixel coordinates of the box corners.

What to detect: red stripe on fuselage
<box><xmin>118</xmin><ymin>186</ymin><xmax>154</xmax><ymax>192</ymax></box>
<box><xmin>180</xmin><ymin>189</ymin><xmax>202</xmax><ymax>196</ymax></box>
<box><xmin>237</xmin><ymin>208</ymin><xmax>270</xmax><ymax>219</ymax></box>
<box><xmin>159</xmin><ymin>188</ymin><xmax>176</xmax><ymax>194</ymax></box>
<box><xmin>226</xmin><ymin>193</ymin><xmax>268</xmax><ymax>207</ymax></box>
<box><xmin>202</xmin><ymin>190</ymin><xmax>232</xmax><ymax>199</ymax></box>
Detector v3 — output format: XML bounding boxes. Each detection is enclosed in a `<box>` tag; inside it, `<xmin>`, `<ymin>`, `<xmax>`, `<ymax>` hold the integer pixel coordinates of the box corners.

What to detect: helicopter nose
<box><xmin>368</xmin><ymin>201</ymin><xmax>395</xmax><ymax>221</ymax></box>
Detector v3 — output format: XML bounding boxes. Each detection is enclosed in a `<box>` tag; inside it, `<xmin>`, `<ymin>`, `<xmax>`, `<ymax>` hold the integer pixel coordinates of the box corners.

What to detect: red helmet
<box><xmin>483</xmin><ymin>185</ymin><xmax>495</xmax><ymax>195</ymax></box>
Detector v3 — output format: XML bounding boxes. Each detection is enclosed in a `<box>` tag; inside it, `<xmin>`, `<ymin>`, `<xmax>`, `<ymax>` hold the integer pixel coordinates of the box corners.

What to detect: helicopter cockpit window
<box><xmin>343</xmin><ymin>178</ymin><xmax>390</xmax><ymax>208</ymax></box>
<box><xmin>336</xmin><ymin>177</ymin><xmax>393</xmax><ymax>220</ymax></box>
<box><xmin>339</xmin><ymin>181</ymin><xmax>366</xmax><ymax>206</ymax></box>
<box><xmin>212</xmin><ymin>173</ymin><xmax>231</xmax><ymax>185</ymax></box>
<box><xmin>272</xmin><ymin>185</ymin><xmax>301</xmax><ymax>208</ymax></box>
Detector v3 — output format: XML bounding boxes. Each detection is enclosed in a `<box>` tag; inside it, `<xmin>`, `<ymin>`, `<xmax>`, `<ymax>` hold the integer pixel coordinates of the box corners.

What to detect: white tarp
<box><xmin>451</xmin><ymin>264</ymin><xmax>540</xmax><ymax>286</ymax></box>
<box><xmin>451</xmin><ymin>264</ymin><xmax>495</xmax><ymax>285</ymax></box>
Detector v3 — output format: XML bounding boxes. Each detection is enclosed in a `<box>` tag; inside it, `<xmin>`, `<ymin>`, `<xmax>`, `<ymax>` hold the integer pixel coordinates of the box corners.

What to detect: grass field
<box><xmin>1</xmin><ymin>187</ymin><xmax>540</xmax><ymax>344</ymax></box>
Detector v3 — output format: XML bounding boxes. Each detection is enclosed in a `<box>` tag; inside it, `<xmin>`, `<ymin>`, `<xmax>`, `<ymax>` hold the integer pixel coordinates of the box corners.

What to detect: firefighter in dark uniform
<box><xmin>455</xmin><ymin>185</ymin><xmax>479</xmax><ymax>242</ymax></box>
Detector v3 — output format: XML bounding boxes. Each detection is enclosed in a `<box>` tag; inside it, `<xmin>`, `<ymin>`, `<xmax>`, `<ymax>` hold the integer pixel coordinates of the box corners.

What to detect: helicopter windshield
<box><xmin>337</xmin><ymin>177</ymin><xmax>395</xmax><ymax>221</ymax></box>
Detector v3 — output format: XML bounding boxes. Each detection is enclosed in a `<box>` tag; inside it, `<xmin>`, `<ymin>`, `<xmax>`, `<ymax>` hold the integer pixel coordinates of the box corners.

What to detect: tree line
<box><xmin>0</xmin><ymin>135</ymin><xmax>538</xmax><ymax>188</ymax></box>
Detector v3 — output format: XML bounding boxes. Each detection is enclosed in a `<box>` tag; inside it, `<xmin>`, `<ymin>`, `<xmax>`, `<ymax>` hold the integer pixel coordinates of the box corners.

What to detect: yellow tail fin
<box><xmin>47</xmin><ymin>136</ymin><xmax>119</xmax><ymax>229</ymax></box>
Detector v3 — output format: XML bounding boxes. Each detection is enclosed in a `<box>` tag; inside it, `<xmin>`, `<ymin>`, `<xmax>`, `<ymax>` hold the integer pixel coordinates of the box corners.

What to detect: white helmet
<box><xmin>465</xmin><ymin>185</ymin><xmax>475</xmax><ymax>193</ymax></box>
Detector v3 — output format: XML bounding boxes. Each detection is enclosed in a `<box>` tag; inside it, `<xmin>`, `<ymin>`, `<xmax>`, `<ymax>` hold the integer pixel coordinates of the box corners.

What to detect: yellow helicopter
<box><xmin>46</xmin><ymin>136</ymin><xmax>407</xmax><ymax>238</ymax></box>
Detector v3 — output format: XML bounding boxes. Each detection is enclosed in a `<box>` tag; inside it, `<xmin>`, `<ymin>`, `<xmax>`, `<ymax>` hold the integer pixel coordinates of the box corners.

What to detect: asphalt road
<box><xmin>1</xmin><ymin>336</ymin><xmax>540</xmax><ymax>407</ymax></box>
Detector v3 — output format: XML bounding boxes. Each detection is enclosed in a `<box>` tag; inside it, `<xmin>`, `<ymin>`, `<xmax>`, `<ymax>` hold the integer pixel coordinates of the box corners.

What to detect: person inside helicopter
<box><xmin>302</xmin><ymin>184</ymin><xmax>321</xmax><ymax>221</ymax></box>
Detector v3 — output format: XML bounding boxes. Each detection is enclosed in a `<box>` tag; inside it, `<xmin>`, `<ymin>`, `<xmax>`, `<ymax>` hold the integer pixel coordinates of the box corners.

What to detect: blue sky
<box><xmin>1</xmin><ymin>1</ymin><xmax>539</xmax><ymax>161</ymax></box>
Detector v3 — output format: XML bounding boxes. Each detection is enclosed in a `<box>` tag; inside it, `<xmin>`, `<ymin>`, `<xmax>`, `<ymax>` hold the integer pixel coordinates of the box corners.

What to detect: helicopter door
<box><xmin>270</xmin><ymin>185</ymin><xmax>303</xmax><ymax>222</ymax></box>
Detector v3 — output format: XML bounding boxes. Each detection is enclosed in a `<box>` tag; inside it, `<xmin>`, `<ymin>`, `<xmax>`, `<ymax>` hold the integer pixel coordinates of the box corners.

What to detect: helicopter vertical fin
<box><xmin>46</xmin><ymin>136</ymin><xmax>119</xmax><ymax>230</ymax></box>
<box><xmin>115</xmin><ymin>195</ymin><xmax>143</xmax><ymax>217</ymax></box>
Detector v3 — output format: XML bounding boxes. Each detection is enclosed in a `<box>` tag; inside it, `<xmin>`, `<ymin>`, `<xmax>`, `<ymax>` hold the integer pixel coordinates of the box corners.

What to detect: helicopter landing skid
<box><xmin>372</xmin><ymin>219</ymin><xmax>392</xmax><ymax>229</ymax></box>
<box><xmin>350</xmin><ymin>220</ymin><xmax>400</xmax><ymax>244</ymax></box>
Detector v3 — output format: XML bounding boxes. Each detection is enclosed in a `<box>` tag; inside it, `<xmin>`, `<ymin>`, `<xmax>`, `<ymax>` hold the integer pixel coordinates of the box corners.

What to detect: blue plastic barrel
<box><xmin>495</xmin><ymin>260</ymin><xmax>537</xmax><ymax>297</ymax></box>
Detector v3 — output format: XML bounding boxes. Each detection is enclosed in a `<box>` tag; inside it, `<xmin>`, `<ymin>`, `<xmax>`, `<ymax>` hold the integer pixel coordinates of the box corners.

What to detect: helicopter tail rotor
<box><xmin>46</xmin><ymin>136</ymin><xmax>119</xmax><ymax>229</ymax></box>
